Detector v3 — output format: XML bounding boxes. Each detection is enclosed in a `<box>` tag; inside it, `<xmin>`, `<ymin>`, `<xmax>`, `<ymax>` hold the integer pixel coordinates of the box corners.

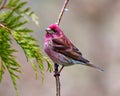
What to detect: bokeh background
<box><xmin>1</xmin><ymin>0</ymin><xmax>120</xmax><ymax>96</ymax></box>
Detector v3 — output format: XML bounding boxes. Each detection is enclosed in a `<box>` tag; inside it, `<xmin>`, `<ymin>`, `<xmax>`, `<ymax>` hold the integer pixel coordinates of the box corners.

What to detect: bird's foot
<box><xmin>54</xmin><ymin>64</ymin><xmax>64</xmax><ymax>77</ymax></box>
<box><xmin>54</xmin><ymin>71</ymin><xmax>60</xmax><ymax>77</ymax></box>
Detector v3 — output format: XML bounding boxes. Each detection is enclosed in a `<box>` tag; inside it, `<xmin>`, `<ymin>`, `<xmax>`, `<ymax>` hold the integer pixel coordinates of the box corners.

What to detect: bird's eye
<box><xmin>53</xmin><ymin>29</ymin><xmax>58</xmax><ymax>33</ymax></box>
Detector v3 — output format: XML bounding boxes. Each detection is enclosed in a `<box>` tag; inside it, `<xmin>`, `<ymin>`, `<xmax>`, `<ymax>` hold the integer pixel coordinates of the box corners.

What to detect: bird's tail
<box><xmin>86</xmin><ymin>62</ymin><xmax>104</xmax><ymax>72</ymax></box>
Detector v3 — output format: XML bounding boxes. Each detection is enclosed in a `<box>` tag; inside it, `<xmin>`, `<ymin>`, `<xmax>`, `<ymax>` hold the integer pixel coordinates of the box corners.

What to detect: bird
<box><xmin>44</xmin><ymin>23</ymin><xmax>104</xmax><ymax>73</ymax></box>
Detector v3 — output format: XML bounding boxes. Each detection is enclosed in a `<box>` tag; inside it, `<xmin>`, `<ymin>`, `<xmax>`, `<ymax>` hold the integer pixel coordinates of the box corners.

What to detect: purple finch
<box><xmin>44</xmin><ymin>23</ymin><xmax>104</xmax><ymax>72</ymax></box>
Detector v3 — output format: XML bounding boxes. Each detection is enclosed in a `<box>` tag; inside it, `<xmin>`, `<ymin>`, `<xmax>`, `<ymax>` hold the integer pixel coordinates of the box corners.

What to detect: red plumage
<box><xmin>44</xmin><ymin>23</ymin><xmax>104</xmax><ymax>72</ymax></box>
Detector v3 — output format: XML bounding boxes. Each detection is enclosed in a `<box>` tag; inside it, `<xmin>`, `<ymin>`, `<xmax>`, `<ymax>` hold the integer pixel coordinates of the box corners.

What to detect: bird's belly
<box><xmin>44</xmin><ymin>44</ymin><xmax>74</xmax><ymax>66</ymax></box>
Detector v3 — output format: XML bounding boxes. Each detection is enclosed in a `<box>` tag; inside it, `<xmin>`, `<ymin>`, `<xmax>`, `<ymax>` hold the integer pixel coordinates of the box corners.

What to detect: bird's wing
<box><xmin>52</xmin><ymin>35</ymin><xmax>89</xmax><ymax>63</ymax></box>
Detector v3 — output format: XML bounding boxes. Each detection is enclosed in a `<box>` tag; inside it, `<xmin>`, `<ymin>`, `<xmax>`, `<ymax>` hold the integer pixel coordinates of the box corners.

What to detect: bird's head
<box><xmin>45</xmin><ymin>23</ymin><xmax>63</xmax><ymax>37</ymax></box>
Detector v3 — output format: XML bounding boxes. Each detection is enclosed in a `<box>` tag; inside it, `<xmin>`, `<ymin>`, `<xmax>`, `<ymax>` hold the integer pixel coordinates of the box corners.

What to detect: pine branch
<box><xmin>0</xmin><ymin>27</ymin><xmax>21</xmax><ymax>96</ymax></box>
<box><xmin>0</xmin><ymin>0</ymin><xmax>53</xmax><ymax>96</ymax></box>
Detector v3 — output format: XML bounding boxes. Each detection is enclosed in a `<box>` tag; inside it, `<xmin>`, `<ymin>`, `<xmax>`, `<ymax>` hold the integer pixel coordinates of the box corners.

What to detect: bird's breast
<box><xmin>44</xmin><ymin>40</ymin><xmax>73</xmax><ymax>66</ymax></box>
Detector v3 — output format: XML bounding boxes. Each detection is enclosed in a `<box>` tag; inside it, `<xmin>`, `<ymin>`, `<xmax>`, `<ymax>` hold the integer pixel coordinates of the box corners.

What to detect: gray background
<box><xmin>0</xmin><ymin>0</ymin><xmax>120</xmax><ymax>96</ymax></box>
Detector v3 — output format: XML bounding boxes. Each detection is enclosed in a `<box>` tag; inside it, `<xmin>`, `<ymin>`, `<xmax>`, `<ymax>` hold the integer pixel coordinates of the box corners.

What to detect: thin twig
<box><xmin>54</xmin><ymin>0</ymin><xmax>70</xmax><ymax>96</ymax></box>
<box><xmin>0</xmin><ymin>0</ymin><xmax>15</xmax><ymax>11</ymax></box>
<box><xmin>56</xmin><ymin>0</ymin><xmax>70</xmax><ymax>25</ymax></box>
<box><xmin>0</xmin><ymin>0</ymin><xmax>7</xmax><ymax>10</ymax></box>
<box><xmin>54</xmin><ymin>63</ymin><xmax>60</xmax><ymax>96</ymax></box>
<box><xmin>0</xmin><ymin>22</ymin><xmax>11</xmax><ymax>32</ymax></box>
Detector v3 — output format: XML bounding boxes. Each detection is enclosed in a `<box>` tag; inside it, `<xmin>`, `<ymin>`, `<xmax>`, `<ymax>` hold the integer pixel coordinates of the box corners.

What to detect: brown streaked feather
<box><xmin>52</xmin><ymin>35</ymin><xmax>89</xmax><ymax>63</ymax></box>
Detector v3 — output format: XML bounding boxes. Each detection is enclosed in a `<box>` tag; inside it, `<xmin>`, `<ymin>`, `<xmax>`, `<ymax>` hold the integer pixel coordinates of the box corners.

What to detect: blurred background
<box><xmin>0</xmin><ymin>0</ymin><xmax>120</xmax><ymax>96</ymax></box>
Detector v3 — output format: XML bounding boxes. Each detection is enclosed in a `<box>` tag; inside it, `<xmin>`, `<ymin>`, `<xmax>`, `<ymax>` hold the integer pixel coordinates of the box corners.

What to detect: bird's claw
<box><xmin>54</xmin><ymin>71</ymin><xmax>60</xmax><ymax>77</ymax></box>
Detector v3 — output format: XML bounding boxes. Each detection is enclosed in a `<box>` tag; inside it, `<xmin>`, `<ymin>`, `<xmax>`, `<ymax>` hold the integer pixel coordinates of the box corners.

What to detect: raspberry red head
<box><xmin>46</xmin><ymin>23</ymin><xmax>63</xmax><ymax>34</ymax></box>
<box><xmin>48</xmin><ymin>23</ymin><xmax>59</xmax><ymax>30</ymax></box>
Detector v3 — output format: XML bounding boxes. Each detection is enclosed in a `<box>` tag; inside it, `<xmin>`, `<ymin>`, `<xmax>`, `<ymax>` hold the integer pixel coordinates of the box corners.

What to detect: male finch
<box><xmin>44</xmin><ymin>23</ymin><xmax>104</xmax><ymax>72</ymax></box>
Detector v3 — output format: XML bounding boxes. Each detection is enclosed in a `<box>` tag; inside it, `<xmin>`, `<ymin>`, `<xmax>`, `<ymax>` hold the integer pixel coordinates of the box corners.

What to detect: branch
<box><xmin>0</xmin><ymin>0</ymin><xmax>7</xmax><ymax>10</ymax></box>
<box><xmin>56</xmin><ymin>0</ymin><xmax>70</xmax><ymax>25</ymax></box>
<box><xmin>0</xmin><ymin>22</ymin><xmax>11</xmax><ymax>32</ymax></box>
<box><xmin>54</xmin><ymin>1</ymin><xmax>70</xmax><ymax>96</ymax></box>
<box><xmin>54</xmin><ymin>64</ymin><xmax>61</xmax><ymax>96</ymax></box>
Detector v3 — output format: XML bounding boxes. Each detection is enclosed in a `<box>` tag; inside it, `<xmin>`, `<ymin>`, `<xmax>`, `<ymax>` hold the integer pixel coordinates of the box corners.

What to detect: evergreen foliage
<box><xmin>0</xmin><ymin>0</ymin><xmax>52</xmax><ymax>95</ymax></box>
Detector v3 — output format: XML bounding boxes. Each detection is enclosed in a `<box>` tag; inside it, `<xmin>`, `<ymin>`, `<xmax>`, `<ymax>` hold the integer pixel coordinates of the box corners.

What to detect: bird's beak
<box><xmin>45</xmin><ymin>28</ymin><xmax>52</xmax><ymax>33</ymax></box>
